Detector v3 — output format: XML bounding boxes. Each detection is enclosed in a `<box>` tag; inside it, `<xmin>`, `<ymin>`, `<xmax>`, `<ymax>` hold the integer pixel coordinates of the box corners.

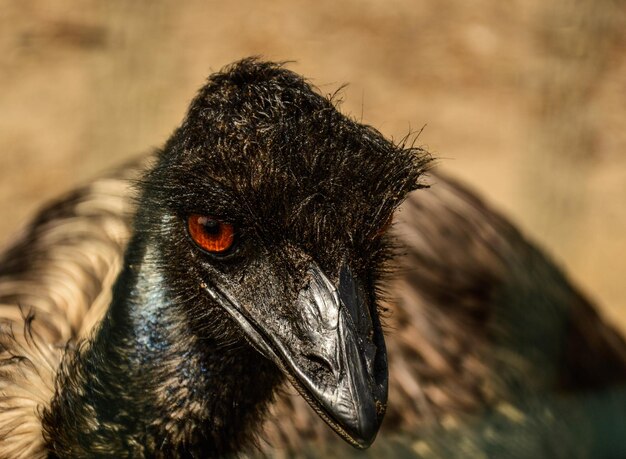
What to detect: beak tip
<box><xmin>339</xmin><ymin>396</ymin><xmax>386</xmax><ymax>449</ymax></box>
<box><xmin>350</xmin><ymin>425</ymin><xmax>379</xmax><ymax>450</ymax></box>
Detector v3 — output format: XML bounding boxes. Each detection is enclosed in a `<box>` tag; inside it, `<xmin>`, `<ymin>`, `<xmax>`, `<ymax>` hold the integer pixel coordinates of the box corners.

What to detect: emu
<box><xmin>0</xmin><ymin>59</ymin><xmax>625</xmax><ymax>458</ymax></box>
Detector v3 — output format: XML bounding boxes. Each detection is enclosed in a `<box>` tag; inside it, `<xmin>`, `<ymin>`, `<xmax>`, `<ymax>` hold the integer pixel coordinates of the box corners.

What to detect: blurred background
<box><xmin>0</xmin><ymin>0</ymin><xmax>624</xmax><ymax>331</ymax></box>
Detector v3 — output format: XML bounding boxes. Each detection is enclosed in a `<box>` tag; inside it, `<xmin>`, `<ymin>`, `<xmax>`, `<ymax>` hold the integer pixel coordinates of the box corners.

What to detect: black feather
<box><xmin>39</xmin><ymin>58</ymin><xmax>431</xmax><ymax>458</ymax></box>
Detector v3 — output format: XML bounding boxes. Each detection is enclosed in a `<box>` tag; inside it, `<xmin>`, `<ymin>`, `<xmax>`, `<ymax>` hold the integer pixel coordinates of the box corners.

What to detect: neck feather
<box><xmin>42</xmin><ymin>234</ymin><xmax>281</xmax><ymax>457</ymax></box>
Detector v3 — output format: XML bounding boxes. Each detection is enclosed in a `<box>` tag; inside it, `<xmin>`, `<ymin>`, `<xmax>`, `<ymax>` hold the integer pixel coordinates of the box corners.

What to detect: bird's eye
<box><xmin>187</xmin><ymin>214</ymin><xmax>235</xmax><ymax>254</ymax></box>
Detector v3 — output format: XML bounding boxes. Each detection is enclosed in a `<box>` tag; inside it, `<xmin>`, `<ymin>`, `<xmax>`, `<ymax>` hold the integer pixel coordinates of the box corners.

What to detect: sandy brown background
<box><xmin>1</xmin><ymin>1</ymin><xmax>625</xmax><ymax>330</ymax></box>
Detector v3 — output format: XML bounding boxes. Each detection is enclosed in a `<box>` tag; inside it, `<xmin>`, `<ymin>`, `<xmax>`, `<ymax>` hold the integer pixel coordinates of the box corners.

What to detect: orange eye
<box><xmin>187</xmin><ymin>214</ymin><xmax>235</xmax><ymax>254</ymax></box>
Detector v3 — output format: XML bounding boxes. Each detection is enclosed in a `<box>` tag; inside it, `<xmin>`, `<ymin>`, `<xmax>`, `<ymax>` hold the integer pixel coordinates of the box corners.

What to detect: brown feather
<box><xmin>260</xmin><ymin>171</ymin><xmax>626</xmax><ymax>456</ymax></box>
<box><xmin>0</xmin><ymin>157</ymin><xmax>147</xmax><ymax>457</ymax></box>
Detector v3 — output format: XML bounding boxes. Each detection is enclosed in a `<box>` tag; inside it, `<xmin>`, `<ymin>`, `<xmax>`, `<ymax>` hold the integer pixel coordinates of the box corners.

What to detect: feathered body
<box><xmin>0</xmin><ymin>59</ymin><xmax>624</xmax><ymax>458</ymax></box>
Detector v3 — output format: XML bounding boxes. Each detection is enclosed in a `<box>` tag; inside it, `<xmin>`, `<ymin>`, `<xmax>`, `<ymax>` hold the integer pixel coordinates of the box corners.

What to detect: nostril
<box><xmin>304</xmin><ymin>353</ymin><xmax>335</xmax><ymax>380</ymax></box>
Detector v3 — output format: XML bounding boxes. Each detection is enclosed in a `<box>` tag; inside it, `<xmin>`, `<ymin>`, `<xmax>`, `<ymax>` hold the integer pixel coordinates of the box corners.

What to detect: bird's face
<box><xmin>183</xmin><ymin>214</ymin><xmax>388</xmax><ymax>447</ymax></box>
<box><xmin>141</xmin><ymin>60</ymin><xmax>429</xmax><ymax>448</ymax></box>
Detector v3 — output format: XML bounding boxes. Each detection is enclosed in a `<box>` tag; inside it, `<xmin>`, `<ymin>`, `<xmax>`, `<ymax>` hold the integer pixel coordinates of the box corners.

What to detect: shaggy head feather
<box><xmin>143</xmin><ymin>58</ymin><xmax>430</xmax><ymax>279</ymax></box>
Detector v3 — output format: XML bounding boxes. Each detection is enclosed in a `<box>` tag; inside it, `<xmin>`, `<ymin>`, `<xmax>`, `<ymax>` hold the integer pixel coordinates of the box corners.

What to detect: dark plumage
<box><xmin>0</xmin><ymin>59</ymin><xmax>625</xmax><ymax>458</ymax></box>
<box><xmin>0</xmin><ymin>59</ymin><xmax>428</xmax><ymax>458</ymax></box>
<box><xmin>268</xmin><ymin>174</ymin><xmax>626</xmax><ymax>458</ymax></box>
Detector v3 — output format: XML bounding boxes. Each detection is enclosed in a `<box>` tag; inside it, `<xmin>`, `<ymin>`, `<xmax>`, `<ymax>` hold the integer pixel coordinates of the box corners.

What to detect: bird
<box><xmin>0</xmin><ymin>58</ymin><xmax>428</xmax><ymax>458</ymax></box>
<box><xmin>0</xmin><ymin>58</ymin><xmax>625</xmax><ymax>458</ymax></box>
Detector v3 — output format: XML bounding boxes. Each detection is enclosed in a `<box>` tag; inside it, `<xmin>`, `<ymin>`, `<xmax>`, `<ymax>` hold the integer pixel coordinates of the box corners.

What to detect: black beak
<box><xmin>204</xmin><ymin>262</ymin><xmax>388</xmax><ymax>448</ymax></box>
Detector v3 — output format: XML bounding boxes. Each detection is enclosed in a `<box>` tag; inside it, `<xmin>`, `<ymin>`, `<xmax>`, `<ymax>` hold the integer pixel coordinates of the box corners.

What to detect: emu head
<box><xmin>138</xmin><ymin>59</ymin><xmax>429</xmax><ymax>448</ymax></box>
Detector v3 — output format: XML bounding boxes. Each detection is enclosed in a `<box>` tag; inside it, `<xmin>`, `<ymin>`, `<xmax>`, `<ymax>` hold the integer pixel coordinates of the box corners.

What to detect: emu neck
<box><xmin>43</xmin><ymin>235</ymin><xmax>281</xmax><ymax>458</ymax></box>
